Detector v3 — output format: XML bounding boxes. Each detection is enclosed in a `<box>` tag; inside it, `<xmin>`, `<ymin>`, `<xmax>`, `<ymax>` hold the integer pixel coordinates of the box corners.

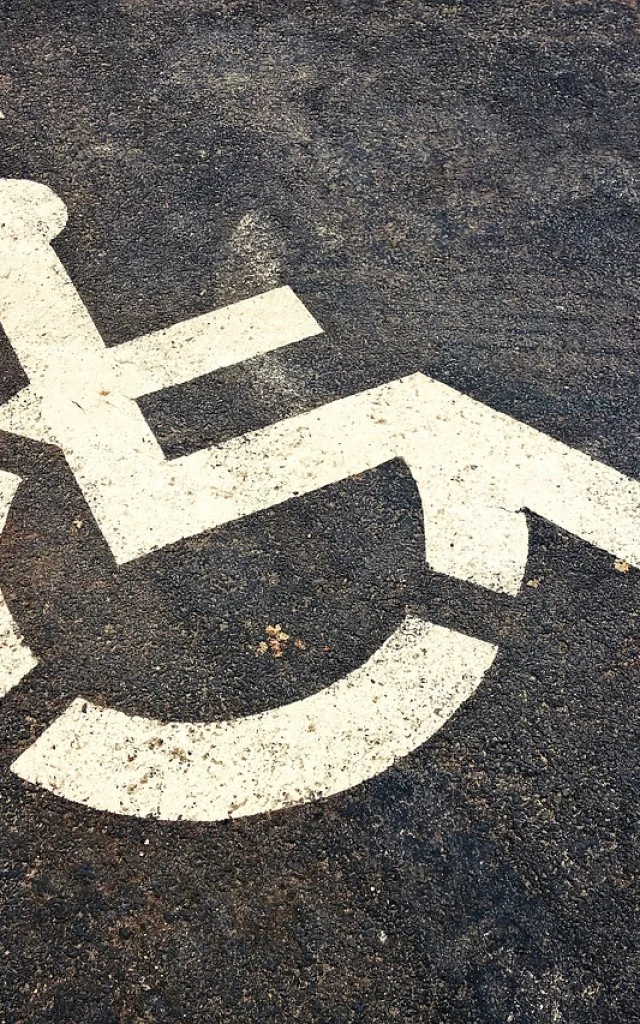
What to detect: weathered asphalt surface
<box><xmin>1</xmin><ymin>1</ymin><xmax>639</xmax><ymax>1021</ymax></box>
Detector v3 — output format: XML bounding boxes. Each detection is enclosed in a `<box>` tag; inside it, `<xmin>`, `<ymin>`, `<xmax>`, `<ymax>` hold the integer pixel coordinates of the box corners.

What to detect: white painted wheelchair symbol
<box><xmin>0</xmin><ymin>178</ymin><xmax>639</xmax><ymax>821</ymax></box>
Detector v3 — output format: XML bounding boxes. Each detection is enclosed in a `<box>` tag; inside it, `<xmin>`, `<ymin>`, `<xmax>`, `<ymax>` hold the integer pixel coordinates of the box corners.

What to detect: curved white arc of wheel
<box><xmin>11</xmin><ymin>616</ymin><xmax>497</xmax><ymax>821</ymax></box>
<box><xmin>0</xmin><ymin>471</ymin><xmax>38</xmax><ymax>697</ymax></box>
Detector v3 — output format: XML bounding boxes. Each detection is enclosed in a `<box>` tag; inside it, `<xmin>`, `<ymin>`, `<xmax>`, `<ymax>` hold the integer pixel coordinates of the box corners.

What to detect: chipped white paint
<box><xmin>1</xmin><ymin>177</ymin><xmax>640</xmax><ymax>820</ymax></box>
<box><xmin>0</xmin><ymin>471</ymin><xmax>37</xmax><ymax>697</ymax></box>
<box><xmin>11</xmin><ymin>618</ymin><xmax>495</xmax><ymax>820</ymax></box>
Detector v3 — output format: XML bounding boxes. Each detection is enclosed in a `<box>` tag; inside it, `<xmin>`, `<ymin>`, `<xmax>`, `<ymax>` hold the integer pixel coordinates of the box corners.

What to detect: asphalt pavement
<box><xmin>0</xmin><ymin>2</ymin><xmax>639</xmax><ymax>1021</ymax></box>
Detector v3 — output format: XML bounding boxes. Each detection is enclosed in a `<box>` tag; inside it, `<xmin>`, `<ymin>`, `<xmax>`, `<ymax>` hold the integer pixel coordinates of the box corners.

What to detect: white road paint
<box><xmin>1</xmin><ymin>177</ymin><xmax>640</xmax><ymax>820</ymax></box>
<box><xmin>0</xmin><ymin>287</ymin><xmax>321</xmax><ymax>442</ymax></box>
<box><xmin>110</xmin><ymin>285</ymin><xmax>322</xmax><ymax>398</ymax></box>
<box><xmin>11</xmin><ymin>618</ymin><xmax>495</xmax><ymax>820</ymax></box>
<box><xmin>0</xmin><ymin>471</ymin><xmax>37</xmax><ymax>698</ymax></box>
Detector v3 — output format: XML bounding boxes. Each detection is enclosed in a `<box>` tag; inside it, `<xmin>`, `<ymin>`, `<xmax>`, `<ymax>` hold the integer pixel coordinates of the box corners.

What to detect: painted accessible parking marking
<box><xmin>1</xmin><ymin>178</ymin><xmax>639</xmax><ymax>820</ymax></box>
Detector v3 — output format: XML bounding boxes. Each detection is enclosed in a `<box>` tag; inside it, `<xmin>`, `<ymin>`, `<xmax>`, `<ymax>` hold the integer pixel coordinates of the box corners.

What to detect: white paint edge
<box><xmin>0</xmin><ymin>471</ymin><xmax>37</xmax><ymax>697</ymax></box>
<box><xmin>0</xmin><ymin>286</ymin><xmax>322</xmax><ymax>441</ymax></box>
<box><xmin>110</xmin><ymin>285</ymin><xmax>323</xmax><ymax>398</ymax></box>
<box><xmin>0</xmin><ymin>388</ymin><xmax>57</xmax><ymax>445</ymax></box>
<box><xmin>11</xmin><ymin>616</ymin><xmax>496</xmax><ymax>820</ymax></box>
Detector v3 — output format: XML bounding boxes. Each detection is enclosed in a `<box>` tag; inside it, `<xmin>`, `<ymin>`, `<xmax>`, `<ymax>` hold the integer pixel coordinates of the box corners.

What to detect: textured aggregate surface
<box><xmin>0</xmin><ymin>1</ymin><xmax>639</xmax><ymax>1021</ymax></box>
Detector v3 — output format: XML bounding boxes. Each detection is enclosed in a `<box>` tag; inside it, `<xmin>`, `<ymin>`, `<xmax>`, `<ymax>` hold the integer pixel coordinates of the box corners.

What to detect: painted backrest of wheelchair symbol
<box><xmin>0</xmin><ymin>178</ymin><xmax>639</xmax><ymax>821</ymax></box>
